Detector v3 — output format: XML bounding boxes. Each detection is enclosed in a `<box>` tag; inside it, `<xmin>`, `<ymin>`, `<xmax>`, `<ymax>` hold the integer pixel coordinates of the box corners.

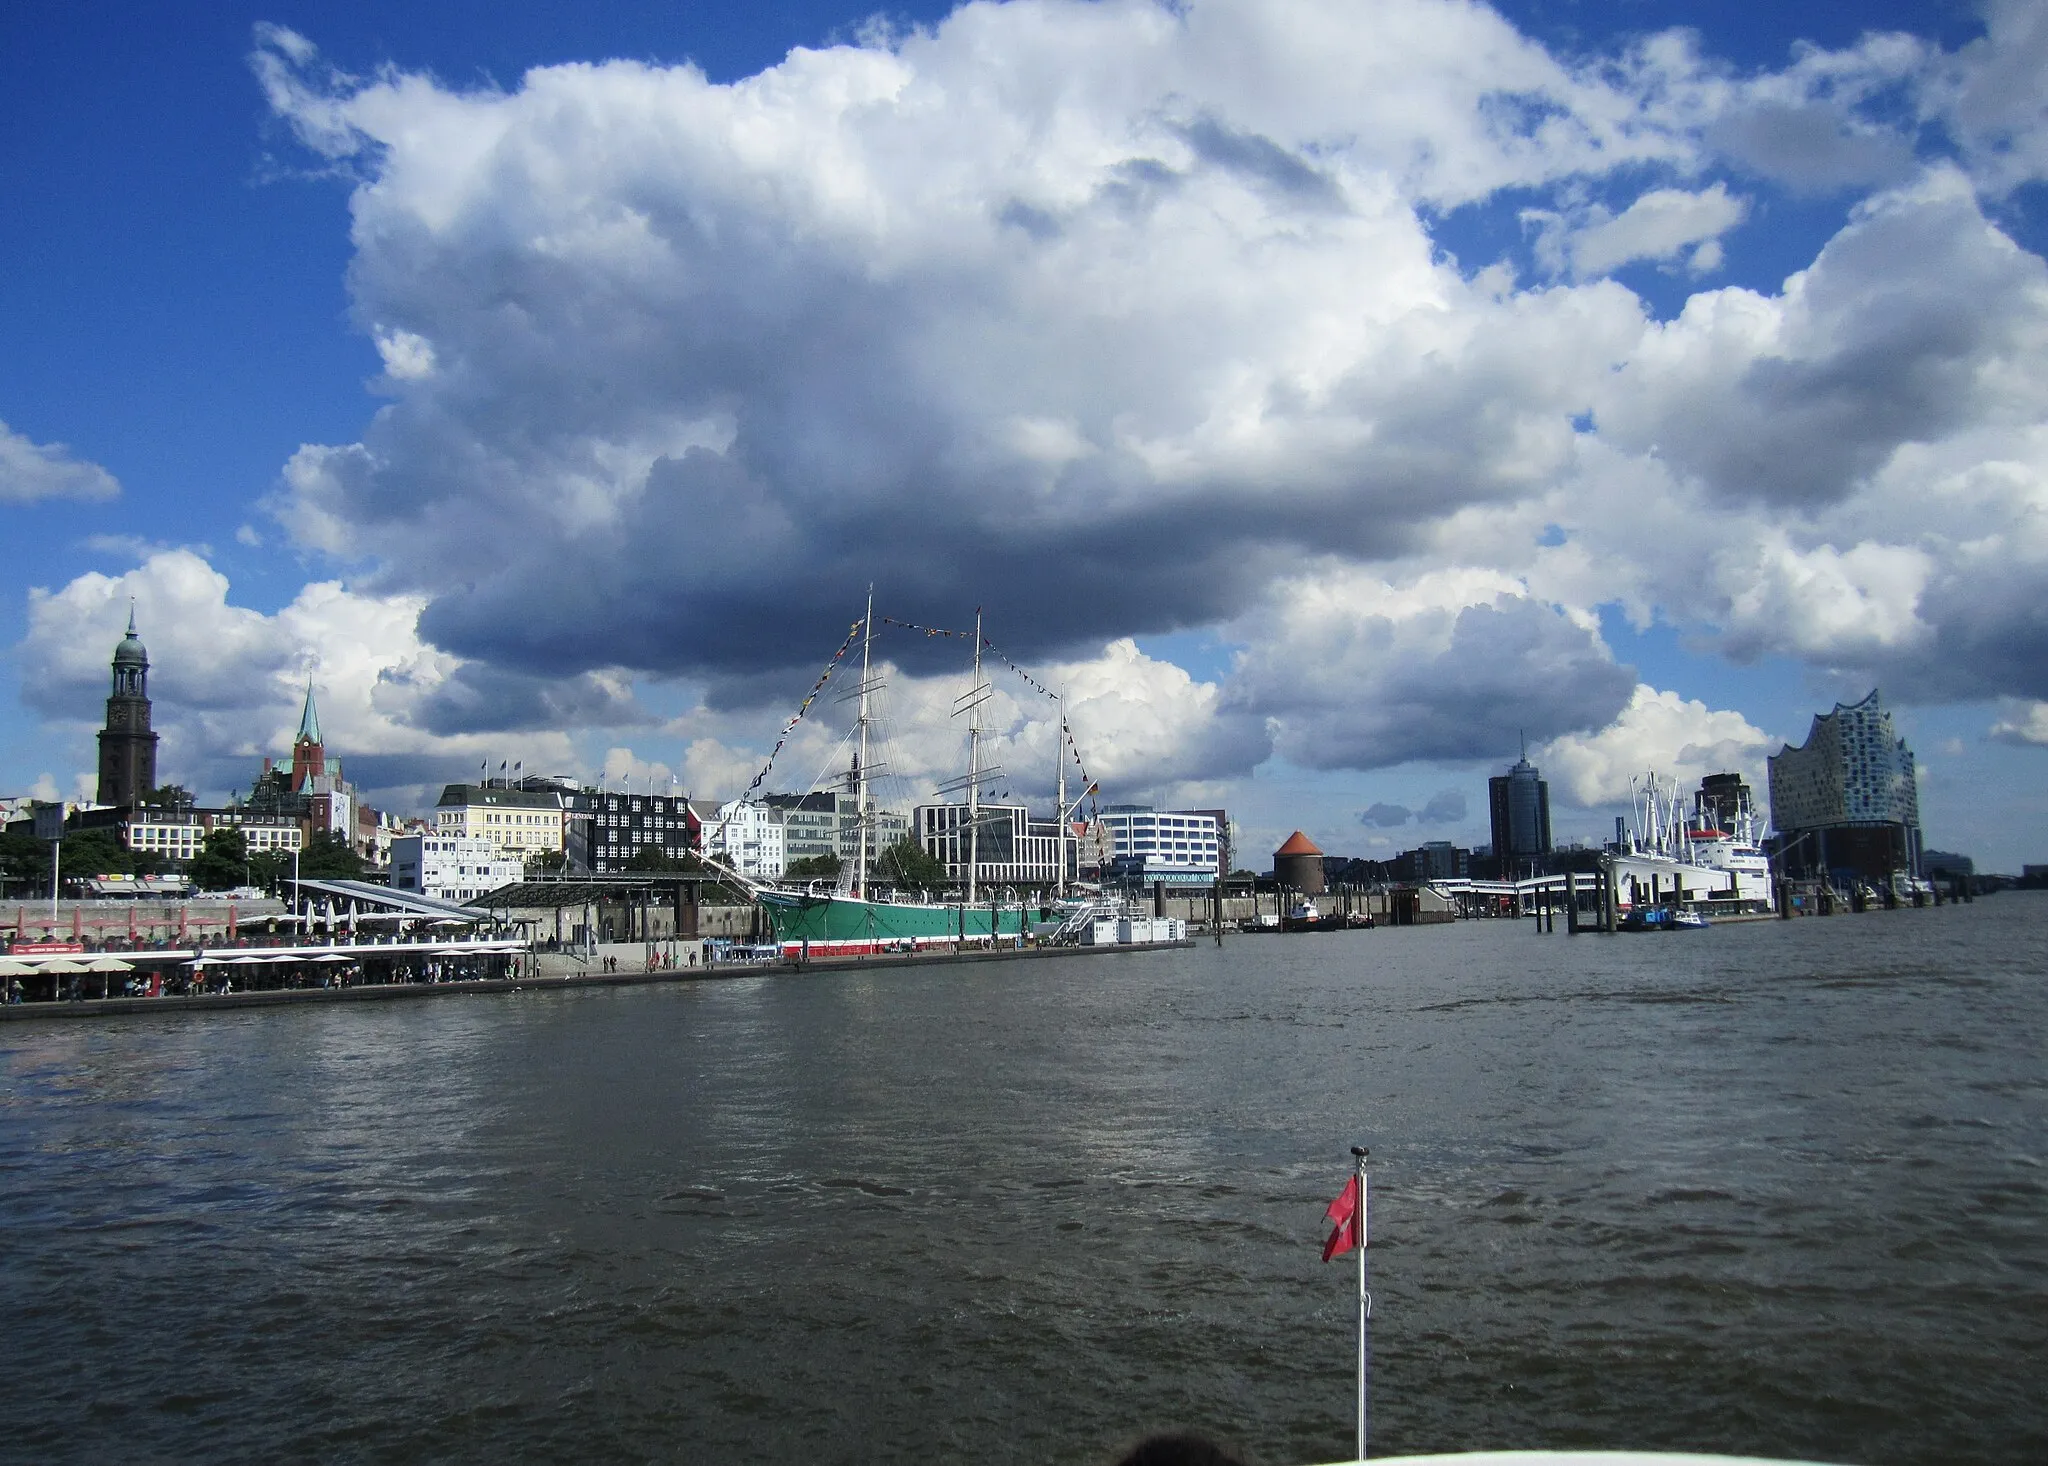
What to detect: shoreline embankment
<box><xmin>0</xmin><ymin>938</ymin><xmax>1195</xmax><ymax>1025</ymax></box>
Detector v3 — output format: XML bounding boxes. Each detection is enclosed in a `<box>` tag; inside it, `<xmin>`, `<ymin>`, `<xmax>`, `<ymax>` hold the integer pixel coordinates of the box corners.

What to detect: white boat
<box><xmin>1608</xmin><ymin>773</ymin><xmax>1773</xmax><ymax>917</ymax></box>
<box><xmin>1312</xmin><ymin>1455</ymin><xmax>1830</xmax><ymax>1465</ymax></box>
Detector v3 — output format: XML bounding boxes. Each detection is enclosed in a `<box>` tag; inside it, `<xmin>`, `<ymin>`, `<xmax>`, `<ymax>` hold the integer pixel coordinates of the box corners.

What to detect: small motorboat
<box><xmin>1621</xmin><ymin>905</ymin><xmax>1708</xmax><ymax>931</ymax></box>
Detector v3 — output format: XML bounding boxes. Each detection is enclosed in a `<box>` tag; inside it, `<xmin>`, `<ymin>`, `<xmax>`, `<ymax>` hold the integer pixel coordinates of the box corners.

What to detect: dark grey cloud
<box><xmin>1707</xmin><ymin>104</ymin><xmax>1917</xmax><ymax>193</ymax></box>
<box><xmin>405</xmin><ymin>663</ymin><xmax>649</xmax><ymax>737</ymax></box>
<box><xmin>1602</xmin><ymin>177</ymin><xmax>2048</xmax><ymax>508</ymax></box>
<box><xmin>1360</xmin><ymin>801</ymin><xmax>1412</xmax><ymax>827</ymax></box>
<box><xmin>1233</xmin><ymin>589</ymin><xmax>1637</xmax><ymax>773</ymax></box>
<box><xmin>1874</xmin><ymin>558</ymin><xmax>2048</xmax><ymax>704</ymax></box>
<box><xmin>1178</xmin><ymin>116</ymin><xmax>1345</xmax><ymax>208</ymax></box>
<box><xmin>1419</xmin><ymin>789</ymin><xmax>1468</xmax><ymax>823</ymax></box>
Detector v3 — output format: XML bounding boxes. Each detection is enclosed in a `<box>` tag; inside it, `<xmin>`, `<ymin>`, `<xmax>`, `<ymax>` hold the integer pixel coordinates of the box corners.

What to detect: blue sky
<box><xmin>3</xmin><ymin>0</ymin><xmax>2044</xmax><ymax>869</ymax></box>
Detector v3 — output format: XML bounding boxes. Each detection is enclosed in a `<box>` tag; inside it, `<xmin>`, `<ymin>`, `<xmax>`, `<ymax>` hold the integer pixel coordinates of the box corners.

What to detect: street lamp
<box><xmin>33</xmin><ymin>800</ymin><xmax>63</xmax><ymax>931</ymax></box>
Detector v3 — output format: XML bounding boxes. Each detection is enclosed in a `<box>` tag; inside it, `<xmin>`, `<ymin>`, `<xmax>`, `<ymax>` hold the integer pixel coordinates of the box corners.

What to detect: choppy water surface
<box><xmin>3</xmin><ymin>897</ymin><xmax>2045</xmax><ymax>1464</ymax></box>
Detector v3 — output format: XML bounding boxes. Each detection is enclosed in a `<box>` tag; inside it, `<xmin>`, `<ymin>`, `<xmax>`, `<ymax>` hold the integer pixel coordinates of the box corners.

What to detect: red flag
<box><xmin>1322</xmin><ymin>1175</ymin><xmax>1362</xmax><ymax>1261</ymax></box>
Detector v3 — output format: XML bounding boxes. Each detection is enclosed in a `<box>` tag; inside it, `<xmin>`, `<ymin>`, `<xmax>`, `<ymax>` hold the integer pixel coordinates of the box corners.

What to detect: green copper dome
<box><xmin>113</xmin><ymin>605</ymin><xmax>147</xmax><ymax>666</ymax></box>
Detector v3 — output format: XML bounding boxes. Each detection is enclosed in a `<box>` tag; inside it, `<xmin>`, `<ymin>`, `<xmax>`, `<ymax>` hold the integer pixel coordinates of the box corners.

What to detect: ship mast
<box><xmin>855</xmin><ymin>586</ymin><xmax>873</xmax><ymax>901</ymax></box>
<box><xmin>967</xmin><ymin>607</ymin><xmax>983</xmax><ymax>906</ymax></box>
<box><xmin>1055</xmin><ymin>691</ymin><xmax>1067</xmax><ymax>899</ymax></box>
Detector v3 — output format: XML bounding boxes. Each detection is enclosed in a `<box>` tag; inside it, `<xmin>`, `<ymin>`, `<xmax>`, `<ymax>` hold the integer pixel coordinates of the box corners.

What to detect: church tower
<box><xmin>96</xmin><ymin>606</ymin><xmax>159</xmax><ymax>807</ymax></box>
<box><xmin>289</xmin><ymin>678</ymin><xmax>325</xmax><ymax>791</ymax></box>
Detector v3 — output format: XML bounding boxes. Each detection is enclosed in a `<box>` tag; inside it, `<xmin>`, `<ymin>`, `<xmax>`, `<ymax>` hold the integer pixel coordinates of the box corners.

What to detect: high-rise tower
<box><xmin>96</xmin><ymin>606</ymin><xmax>158</xmax><ymax>807</ymax></box>
<box><xmin>1488</xmin><ymin>739</ymin><xmax>1552</xmax><ymax>873</ymax></box>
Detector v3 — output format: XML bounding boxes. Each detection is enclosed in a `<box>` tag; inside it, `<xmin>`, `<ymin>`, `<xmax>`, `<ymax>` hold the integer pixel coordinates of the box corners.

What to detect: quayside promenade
<box><xmin>0</xmin><ymin>935</ymin><xmax>1191</xmax><ymax>1023</ymax></box>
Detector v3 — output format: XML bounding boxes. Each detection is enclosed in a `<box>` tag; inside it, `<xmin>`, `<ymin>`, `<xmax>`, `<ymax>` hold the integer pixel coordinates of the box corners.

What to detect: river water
<box><xmin>2</xmin><ymin>896</ymin><xmax>2044</xmax><ymax>1465</ymax></box>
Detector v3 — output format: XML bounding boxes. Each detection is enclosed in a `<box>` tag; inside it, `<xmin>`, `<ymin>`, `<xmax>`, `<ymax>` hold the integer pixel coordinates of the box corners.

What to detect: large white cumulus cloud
<box><xmin>18</xmin><ymin>550</ymin><xmax>612</xmax><ymax>804</ymax></box>
<box><xmin>1227</xmin><ymin>565</ymin><xmax>1634</xmax><ymax>769</ymax></box>
<box><xmin>1539</xmin><ymin>685</ymin><xmax>1774</xmax><ymax>808</ymax></box>
<box><xmin>239</xmin><ymin>0</ymin><xmax>2048</xmax><ymax>783</ymax></box>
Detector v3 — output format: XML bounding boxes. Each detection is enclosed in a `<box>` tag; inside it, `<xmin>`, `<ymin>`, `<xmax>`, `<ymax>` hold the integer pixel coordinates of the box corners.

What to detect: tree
<box><xmin>297</xmin><ymin>831</ymin><xmax>364</xmax><ymax>880</ymax></box>
<box><xmin>625</xmin><ymin>843</ymin><xmax>682</xmax><ymax>872</ymax></box>
<box><xmin>526</xmin><ymin>847</ymin><xmax>567</xmax><ymax>875</ymax></box>
<box><xmin>0</xmin><ymin>830</ymin><xmax>51</xmax><ymax>893</ymax></box>
<box><xmin>875</xmin><ymin>834</ymin><xmax>947</xmax><ymax>890</ymax></box>
<box><xmin>144</xmin><ymin>783</ymin><xmax>194</xmax><ymax>810</ymax></box>
<box><xmin>66</xmin><ymin>829</ymin><xmax>143</xmax><ymax>878</ymax></box>
<box><xmin>190</xmin><ymin>827</ymin><xmax>248</xmax><ymax>891</ymax></box>
<box><xmin>248</xmin><ymin>850</ymin><xmax>292</xmax><ymax>894</ymax></box>
<box><xmin>783</xmin><ymin>853</ymin><xmax>842</xmax><ymax>880</ymax></box>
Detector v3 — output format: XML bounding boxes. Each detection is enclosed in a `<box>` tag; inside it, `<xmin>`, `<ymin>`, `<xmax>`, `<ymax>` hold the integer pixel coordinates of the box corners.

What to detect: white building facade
<box><xmin>433</xmin><ymin>784</ymin><xmax>566</xmax><ymax>859</ymax></box>
<box><xmin>390</xmin><ymin>835</ymin><xmax>525</xmax><ymax>903</ymax></box>
<box><xmin>710</xmin><ymin>800</ymin><xmax>788</xmax><ymax>878</ymax></box>
<box><xmin>913</xmin><ymin>803</ymin><xmax>1073</xmax><ymax>888</ymax></box>
<box><xmin>213</xmin><ymin>810</ymin><xmax>305</xmax><ymax>855</ymax></box>
<box><xmin>123</xmin><ymin>808</ymin><xmax>206</xmax><ymax>864</ymax></box>
<box><xmin>1098</xmin><ymin>806</ymin><xmax>1224</xmax><ymax>885</ymax></box>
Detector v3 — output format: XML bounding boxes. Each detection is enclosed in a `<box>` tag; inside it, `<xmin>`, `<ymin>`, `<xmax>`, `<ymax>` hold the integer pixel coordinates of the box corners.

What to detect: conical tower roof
<box><xmin>1274</xmin><ymin>830</ymin><xmax>1323</xmax><ymax>857</ymax></box>
<box><xmin>296</xmin><ymin>678</ymin><xmax>322</xmax><ymax>745</ymax></box>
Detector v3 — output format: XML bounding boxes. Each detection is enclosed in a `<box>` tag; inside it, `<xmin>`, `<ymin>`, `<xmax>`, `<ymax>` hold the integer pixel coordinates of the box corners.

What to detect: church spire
<box><xmin>296</xmin><ymin>677</ymin><xmax>322</xmax><ymax>746</ymax></box>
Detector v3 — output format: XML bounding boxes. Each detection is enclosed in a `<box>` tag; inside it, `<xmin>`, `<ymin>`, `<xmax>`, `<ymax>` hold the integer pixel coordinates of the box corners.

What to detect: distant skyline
<box><xmin>3</xmin><ymin>1</ymin><xmax>2045</xmax><ymax>868</ymax></box>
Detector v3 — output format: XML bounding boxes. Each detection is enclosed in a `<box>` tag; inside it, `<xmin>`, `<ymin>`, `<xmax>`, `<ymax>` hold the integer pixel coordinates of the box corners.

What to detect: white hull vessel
<box><xmin>1611</xmin><ymin>774</ymin><xmax>1774</xmax><ymax>916</ymax></box>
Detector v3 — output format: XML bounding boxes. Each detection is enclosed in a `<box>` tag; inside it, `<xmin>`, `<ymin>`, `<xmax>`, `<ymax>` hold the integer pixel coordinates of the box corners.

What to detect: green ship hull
<box><xmin>757</xmin><ymin>889</ymin><xmax>1031</xmax><ymax>954</ymax></box>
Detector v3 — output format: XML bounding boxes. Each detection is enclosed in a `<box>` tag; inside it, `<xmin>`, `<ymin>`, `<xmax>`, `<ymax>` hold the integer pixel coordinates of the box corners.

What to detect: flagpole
<box><xmin>1353</xmin><ymin>1144</ymin><xmax>1370</xmax><ymax>1462</ymax></box>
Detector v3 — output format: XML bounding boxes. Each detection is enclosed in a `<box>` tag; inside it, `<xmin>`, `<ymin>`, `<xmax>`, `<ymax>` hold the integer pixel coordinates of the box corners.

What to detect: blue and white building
<box><xmin>390</xmin><ymin>835</ymin><xmax>525</xmax><ymax>903</ymax></box>
<box><xmin>1098</xmin><ymin>805</ymin><xmax>1226</xmax><ymax>885</ymax></box>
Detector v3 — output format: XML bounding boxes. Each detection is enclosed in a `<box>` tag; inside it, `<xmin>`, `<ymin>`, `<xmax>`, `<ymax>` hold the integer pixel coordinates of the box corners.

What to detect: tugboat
<box><xmin>1282</xmin><ymin>897</ymin><xmax>1347</xmax><ymax>932</ymax></box>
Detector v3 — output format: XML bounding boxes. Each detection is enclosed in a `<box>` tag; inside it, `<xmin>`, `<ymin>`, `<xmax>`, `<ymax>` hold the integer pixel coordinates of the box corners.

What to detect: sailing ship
<box><xmin>736</xmin><ymin>597</ymin><xmax>1096</xmax><ymax>958</ymax></box>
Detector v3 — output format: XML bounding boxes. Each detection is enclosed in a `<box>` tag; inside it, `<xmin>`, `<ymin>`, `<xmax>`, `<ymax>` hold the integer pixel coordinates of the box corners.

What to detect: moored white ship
<box><xmin>1608</xmin><ymin>773</ymin><xmax>1774</xmax><ymax>917</ymax></box>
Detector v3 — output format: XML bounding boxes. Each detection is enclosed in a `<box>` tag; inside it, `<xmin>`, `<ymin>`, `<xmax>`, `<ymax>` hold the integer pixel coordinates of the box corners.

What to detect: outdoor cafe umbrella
<box><xmin>34</xmin><ymin>958</ymin><xmax>87</xmax><ymax>974</ymax></box>
<box><xmin>0</xmin><ymin>959</ymin><xmax>34</xmax><ymax>977</ymax></box>
<box><xmin>86</xmin><ymin>956</ymin><xmax>134</xmax><ymax>972</ymax></box>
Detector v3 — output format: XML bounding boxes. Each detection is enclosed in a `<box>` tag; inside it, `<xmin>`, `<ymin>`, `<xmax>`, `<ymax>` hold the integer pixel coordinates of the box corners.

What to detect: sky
<box><xmin>3</xmin><ymin>0</ymin><xmax>2045</xmax><ymax>870</ymax></box>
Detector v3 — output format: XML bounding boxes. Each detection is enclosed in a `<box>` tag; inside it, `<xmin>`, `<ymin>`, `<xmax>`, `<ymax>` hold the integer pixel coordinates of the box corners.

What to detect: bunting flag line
<box><xmin>969</xmin><ymin>633</ymin><xmax>1103</xmax><ymax>800</ymax></box>
<box><xmin>739</xmin><ymin>619</ymin><xmax>866</xmax><ymax>802</ymax></box>
<box><xmin>764</xmin><ymin>612</ymin><xmax>1104</xmax><ymax>821</ymax></box>
<box><xmin>878</xmin><ymin>616</ymin><xmax>974</xmax><ymax>640</ymax></box>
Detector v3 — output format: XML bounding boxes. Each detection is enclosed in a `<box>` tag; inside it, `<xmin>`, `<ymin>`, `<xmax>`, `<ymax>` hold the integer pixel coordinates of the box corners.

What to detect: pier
<box><xmin>0</xmin><ymin>932</ymin><xmax>1192</xmax><ymax>1023</ymax></box>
